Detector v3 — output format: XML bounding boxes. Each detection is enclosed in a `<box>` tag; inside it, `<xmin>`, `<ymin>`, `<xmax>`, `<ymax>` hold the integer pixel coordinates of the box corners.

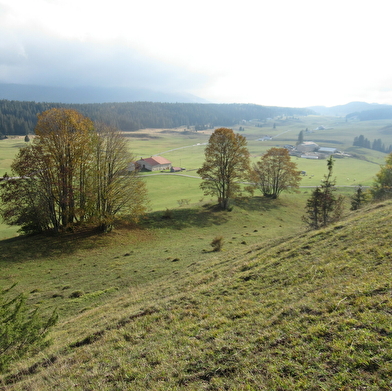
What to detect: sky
<box><xmin>1</xmin><ymin>0</ymin><xmax>392</xmax><ymax>108</ymax></box>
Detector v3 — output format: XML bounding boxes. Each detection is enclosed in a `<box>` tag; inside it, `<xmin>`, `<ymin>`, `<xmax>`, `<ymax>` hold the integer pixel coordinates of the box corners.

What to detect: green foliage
<box><xmin>0</xmin><ymin>109</ymin><xmax>147</xmax><ymax>233</ymax></box>
<box><xmin>350</xmin><ymin>185</ymin><xmax>368</xmax><ymax>210</ymax></box>
<box><xmin>353</xmin><ymin>134</ymin><xmax>392</xmax><ymax>153</ymax></box>
<box><xmin>0</xmin><ymin>284</ymin><xmax>57</xmax><ymax>373</ymax></box>
<box><xmin>303</xmin><ymin>156</ymin><xmax>345</xmax><ymax>229</ymax></box>
<box><xmin>371</xmin><ymin>152</ymin><xmax>392</xmax><ymax>200</ymax></box>
<box><xmin>197</xmin><ymin>128</ymin><xmax>251</xmax><ymax>210</ymax></box>
<box><xmin>251</xmin><ymin>147</ymin><xmax>302</xmax><ymax>199</ymax></box>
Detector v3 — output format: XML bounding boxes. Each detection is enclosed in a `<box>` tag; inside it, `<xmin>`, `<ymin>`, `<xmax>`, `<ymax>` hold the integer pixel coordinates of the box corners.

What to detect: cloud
<box><xmin>2</xmin><ymin>0</ymin><xmax>392</xmax><ymax>106</ymax></box>
<box><xmin>0</xmin><ymin>7</ymin><xmax>209</xmax><ymax>94</ymax></box>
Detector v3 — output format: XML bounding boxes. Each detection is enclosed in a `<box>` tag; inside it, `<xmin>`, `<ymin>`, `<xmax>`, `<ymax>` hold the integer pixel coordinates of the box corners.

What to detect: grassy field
<box><xmin>1</xmin><ymin>116</ymin><xmax>390</xmax><ymax>239</ymax></box>
<box><xmin>0</xmin><ymin>193</ymin><xmax>391</xmax><ymax>389</ymax></box>
<box><xmin>0</xmin><ymin>116</ymin><xmax>392</xmax><ymax>389</ymax></box>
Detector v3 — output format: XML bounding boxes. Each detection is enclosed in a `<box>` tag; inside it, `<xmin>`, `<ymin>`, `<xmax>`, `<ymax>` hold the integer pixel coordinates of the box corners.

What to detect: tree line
<box><xmin>353</xmin><ymin>134</ymin><xmax>392</xmax><ymax>153</ymax></box>
<box><xmin>0</xmin><ymin>100</ymin><xmax>313</xmax><ymax>136</ymax></box>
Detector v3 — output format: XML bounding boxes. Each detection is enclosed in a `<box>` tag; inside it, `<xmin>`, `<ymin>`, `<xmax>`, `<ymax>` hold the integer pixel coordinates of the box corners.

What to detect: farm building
<box><xmin>132</xmin><ymin>156</ymin><xmax>172</xmax><ymax>171</ymax></box>
<box><xmin>301</xmin><ymin>154</ymin><xmax>319</xmax><ymax>159</ymax></box>
<box><xmin>318</xmin><ymin>147</ymin><xmax>338</xmax><ymax>154</ymax></box>
<box><xmin>296</xmin><ymin>142</ymin><xmax>319</xmax><ymax>153</ymax></box>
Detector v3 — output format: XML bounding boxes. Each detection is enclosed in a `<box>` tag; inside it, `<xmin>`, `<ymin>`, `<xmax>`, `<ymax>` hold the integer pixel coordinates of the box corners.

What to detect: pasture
<box><xmin>1</xmin><ymin>116</ymin><xmax>392</xmax><ymax>389</ymax></box>
<box><xmin>1</xmin><ymin>115</ymin><xmax>392</xmax><ymax>239</ymax></box>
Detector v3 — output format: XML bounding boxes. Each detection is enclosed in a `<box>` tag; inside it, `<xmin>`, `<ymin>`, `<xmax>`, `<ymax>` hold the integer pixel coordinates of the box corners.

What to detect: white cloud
<box><xmin>1</xmin><ymin>0</ymin><xmax>392</xmax><ymax>106</ymax></box>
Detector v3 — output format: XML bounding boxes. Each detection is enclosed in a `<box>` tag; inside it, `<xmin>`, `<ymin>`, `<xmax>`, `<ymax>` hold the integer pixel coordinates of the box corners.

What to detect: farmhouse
<box><xmin>135</xmin><ymin>156</ymin><xmax>172</xmax><ymax>171</ymax></box>
<box><xmin>296</xmin><ymin>142</ymin><xmax>319</xmax><ymax>153</ymax></box>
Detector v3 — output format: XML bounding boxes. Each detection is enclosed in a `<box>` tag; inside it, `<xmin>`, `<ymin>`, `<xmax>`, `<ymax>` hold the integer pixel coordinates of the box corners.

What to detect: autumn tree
<box><xmin>0</xmin><ymin>145</ymin><xmax>58</xmax><ymax>233</ymax></box>
<box><xmin>0</xmin><ymin>108</ymin><xmax>147</xmax><ymax>233</ymax></box>
<box><xmin>32</xmin><ymin>108</ymin><xmax>96</xmax><ymax>228</ymax></box>
<box><xmin>92</xmin><ymin>123</ymin><xmax>148</xmax><ymax>232</ymax></box>
<box><xmin>251</xmin><ymin>147</ymin><xmax>302</xmax><ymax>199</ymax></box>
<box><xmin>371</xmin><ymin>152</ymin><xmax>392</xmax><ymax>200</ymax></box>
<box><xmin>197</xmin><ymin>128</ymin><xmax>251</xmax><ymax>210</ymax></box>
<box><xmin>302</xmin><ymin>156</ymin><xmax>344</xmax><ymax>229</ymax></box>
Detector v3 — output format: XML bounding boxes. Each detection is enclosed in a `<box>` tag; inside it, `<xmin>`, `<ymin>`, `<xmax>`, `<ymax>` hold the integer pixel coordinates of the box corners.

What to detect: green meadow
<box><xmin>0</xmin><ymin>186</ymin><xmax>391</xmax><ymax>390</ymax></box>
<box><xmin>1</xmin><ymin>115</ymin><xmax>392</xmax><ymax>389</ymax></box>
<box><xmin>1</xmin><ymin>115</ymin><xmax>392</xmax><ymax>238</ymax></box>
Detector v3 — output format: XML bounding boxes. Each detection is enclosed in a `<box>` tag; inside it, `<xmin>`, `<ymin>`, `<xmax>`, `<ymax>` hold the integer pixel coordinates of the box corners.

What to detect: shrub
<box><xmin>69</xmin><ymin>290</ymin><xmax>85</xmax><ymax>298</ymax></box>
<box><xmin>162</xmin><ymin>208</ymin><xmax>173</xmax><ymax>219</ymax></box>
<box><xmin>211</xmin><ymin>236</ymin><xmax>224</xmax><ymax>252</ymax></box>
<box><xmin>0</xmin><ymin>284</ymin><xmax>58</xmax><ymax>373</ymax></box>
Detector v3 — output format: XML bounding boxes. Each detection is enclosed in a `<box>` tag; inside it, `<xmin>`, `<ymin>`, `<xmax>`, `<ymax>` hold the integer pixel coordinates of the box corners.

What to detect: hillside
<box><xmin>1</xmin><ymin>199</ymin><xmax>391</xmax><ymax>390</ymax></box>
<box><xmin>308</xmin><ymin>101</ymin><xmax>392</xmax><ymax>116</ymax></box>
<box><xmin>0</xmin><ymin>100</ymin><xmax>313</xmax><ymax>136</ymax></box>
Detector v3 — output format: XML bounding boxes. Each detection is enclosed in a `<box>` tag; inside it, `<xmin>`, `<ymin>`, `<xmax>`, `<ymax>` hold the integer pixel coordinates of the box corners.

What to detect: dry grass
<box><xmin>0</xmin><ymin>199</ymin><xmax>391</xmax><ymax>390</ymax></box>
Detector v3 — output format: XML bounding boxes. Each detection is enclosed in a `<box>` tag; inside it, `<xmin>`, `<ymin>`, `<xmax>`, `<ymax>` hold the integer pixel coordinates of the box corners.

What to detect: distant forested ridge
<box><xmin>346</xmin><ymin>107</ymin><xmax>392</xmax><ymax>121</ymax></box>
<box><xmin>0</xmin><ymin>100</ymin><xmax>313</xmax><ymax>136</ymax></box>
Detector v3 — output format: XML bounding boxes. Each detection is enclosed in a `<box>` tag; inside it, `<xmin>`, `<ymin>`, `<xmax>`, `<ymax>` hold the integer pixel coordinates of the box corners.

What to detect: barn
<box><xmin>296</xmin><ymin>142</ymin><xmax>319</xmax><ymax>153</ymax></box>
<box><xmin>135</xmin><ymin>156</ymin><xmax>172</xmax><ymax>171</ymax></box>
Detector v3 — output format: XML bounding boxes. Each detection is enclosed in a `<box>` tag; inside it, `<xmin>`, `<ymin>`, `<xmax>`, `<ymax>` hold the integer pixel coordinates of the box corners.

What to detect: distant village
<box><xmin>257</xmin><ymin>125</ymin><xmax>349</xmax><ymax>160</ymax></box>
<box><xmin>286</xmin><ymin>141</ymin><xmax>348</xmax><ymax>159</ymax></box>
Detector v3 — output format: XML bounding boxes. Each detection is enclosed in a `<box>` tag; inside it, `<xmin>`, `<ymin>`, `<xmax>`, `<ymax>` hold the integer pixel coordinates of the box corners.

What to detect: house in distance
<box><xmin>131</xmin><ymin>156</ymin><xmax>172</xmax><ymax>172</ymax></box>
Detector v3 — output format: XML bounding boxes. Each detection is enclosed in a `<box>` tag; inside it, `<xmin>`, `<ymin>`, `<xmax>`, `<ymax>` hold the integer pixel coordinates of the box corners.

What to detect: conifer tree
<box><xmin>350</xmin><ymin>185</ymin><xmax>367</xmax><ymax>210</ymax></box>
<box><xmin>0</xmin><ymin>285</ymin><xmax>57</xmax><ymax>373</ymax></box>
<box><xmin>303</xmin><ymin>156</ymin><xmax>344</xmax><ymax>229</ymax></box>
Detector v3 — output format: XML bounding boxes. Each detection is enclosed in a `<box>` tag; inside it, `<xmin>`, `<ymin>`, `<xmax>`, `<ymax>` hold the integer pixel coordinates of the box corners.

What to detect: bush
<box><xmin>211</xmin><ymin>236</ymin><xmax>224</xmax><ymax>252</ymax></box>
<box><xmin>0</xmin><ymin>284</ymin><xmax>58</xmax><ymax>373</ymax></box>
<box><xmin>69</xmin><ymin>290</ymin><xmax>85</xmax><ymax>298</ymax></box>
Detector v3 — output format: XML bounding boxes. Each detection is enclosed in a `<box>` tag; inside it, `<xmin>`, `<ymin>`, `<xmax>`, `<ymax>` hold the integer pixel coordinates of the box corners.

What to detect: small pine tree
<box><xmin>24</xmin><ymin>134</ymin><xmax>30</xmax><ymax>142</ymax></box>
<box><xmin>302</xmin><ymin>187</ymin><xmax>323</xmax><ymax>229</ymax></box>
<box><xmin>0</xmin><ymin>285</ymin><xmax>58</xmax><ymax>373</ymax></box>
<box><xmin>303</xmin><ymin>156</ymin><xmax>344</xmax><ymax>229</ymax></box>
<box><xmin>350</xmin><ymin>185</ymin><xmax>367</xmax><ymax>210</ymax></box>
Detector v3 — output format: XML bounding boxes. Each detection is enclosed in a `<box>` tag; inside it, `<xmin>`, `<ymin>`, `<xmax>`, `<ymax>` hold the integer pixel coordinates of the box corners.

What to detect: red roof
<box><xmin>141</xmin><ymin>156</ymin><xmax>171</xmax><ymax>166</ymax></box>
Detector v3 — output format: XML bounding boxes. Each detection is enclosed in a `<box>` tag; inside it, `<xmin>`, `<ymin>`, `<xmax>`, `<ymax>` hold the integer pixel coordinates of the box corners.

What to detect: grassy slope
<box><xmin>1</xmin><ymin>199</ymin><xmax>391</xmax><ymax>390</ymax></box>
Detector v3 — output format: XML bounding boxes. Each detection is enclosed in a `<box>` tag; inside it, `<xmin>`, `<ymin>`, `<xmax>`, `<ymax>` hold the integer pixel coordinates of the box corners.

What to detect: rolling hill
<box><xmin>1</xmin><ymin>198</ymin><xmax>391</xmax><ymax>390</ymax></box>
<box><xmin>308</xmin><ymin>101</ymin><xmax>392</xmax><ymax>116</ymax></box>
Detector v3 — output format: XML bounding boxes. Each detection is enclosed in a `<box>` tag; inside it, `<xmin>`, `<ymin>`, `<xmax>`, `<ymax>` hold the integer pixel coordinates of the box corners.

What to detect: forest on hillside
<box><xmin>0</xmin><ymin>100</ymin><xmax>313</xmax><ymax>136</ymax></box>
<box><xmin>346</xmin><ymin>107</ymin><xmax>392</xmax><ymax>121</ymax></box>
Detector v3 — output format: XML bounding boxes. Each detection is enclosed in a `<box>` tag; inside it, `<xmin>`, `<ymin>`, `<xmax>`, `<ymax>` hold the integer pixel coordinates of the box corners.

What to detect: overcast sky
<box><xmin>1</xmin><ymin>0</ymin><xmax>391</xmax><ymax>107</ymax></box>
